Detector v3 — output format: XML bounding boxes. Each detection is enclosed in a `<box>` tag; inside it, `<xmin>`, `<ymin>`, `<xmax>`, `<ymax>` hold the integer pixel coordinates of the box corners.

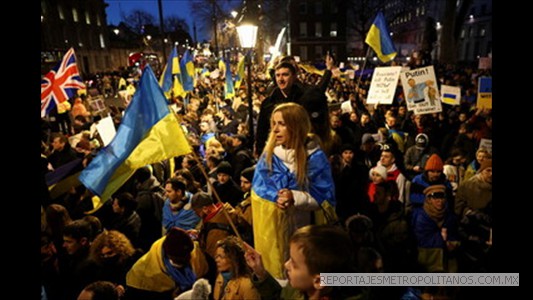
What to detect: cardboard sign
<box><xmin>478</xmin><ymin>57</ymin><xmax>492</xmax><ymax>70</ymax></box>
<box><xmin>89</xmin><ymin>96</ymin><xmax>106</xmax><ymax>114</ymax></box>
<box><xmin>95</xmin><ymin>115</ymin><xmax>117</xmax><ymax>147</ymax></box>
<box><xmin>477</xmin><ymin>77</ymin><xmax>492</xmax><ymax>109</ymax></box>
<box><xmin>366</xmin><ymin>66</ymin><xmax>402</xmax><ymax>104</ymax></box>
<box><xmin>400</xmin><ymin>65</ymin><xmax>442</xmax><ymax>115</ymax></box>
<box><xmin>440</xmin><ymin>85</ymin><xmax>461</xmax><ymax>106</ymax></box>
<box><xmin>479</xmin><ymin>138</ymin><xmax>492</xmax><ymax>154</ymax></box>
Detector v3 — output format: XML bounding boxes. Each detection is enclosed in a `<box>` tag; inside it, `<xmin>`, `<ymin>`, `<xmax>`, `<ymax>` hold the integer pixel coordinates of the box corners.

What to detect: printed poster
<box><xmin>477</xmin><ymin>77</ymin><xmax>492</xmax><ymax>109</ymax></box>
<box><xmin>400</xmin><ymin>65</ymin><xmax>442</xmax><ymax>115</ymax></box>
<box><xmin>366</xmin><ymin>66</ymin><xmax>402</xmax><ymax>105</ymax></box>
<box><xmin>440</xmin><ymin>85</ymin><xmax>461</xmax><ymax>106</ymax></box>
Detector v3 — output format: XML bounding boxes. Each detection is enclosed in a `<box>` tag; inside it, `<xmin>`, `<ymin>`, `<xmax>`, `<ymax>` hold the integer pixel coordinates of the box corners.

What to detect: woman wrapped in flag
<box><xmin>251</xmin><ymin>102</ymin><xmax>337</xmax><ymax>280</ymax></box>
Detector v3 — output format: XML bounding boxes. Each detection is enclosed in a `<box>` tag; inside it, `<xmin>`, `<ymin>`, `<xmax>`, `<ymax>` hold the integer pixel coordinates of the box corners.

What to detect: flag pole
<box><xmin>188</xmin><ymin>150</ymin><xmax>243</xmax><ymax>241</ymax></box>
<box><xmin>355</xmin><ymin>46</ymin><xmax>372</xmax><ymax>92</ymax></box>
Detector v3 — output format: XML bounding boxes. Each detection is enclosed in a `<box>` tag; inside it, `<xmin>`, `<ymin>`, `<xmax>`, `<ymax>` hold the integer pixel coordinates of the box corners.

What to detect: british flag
<box><xmin>41</xmin><ymin>48</ymin><xmax>86</xmax><ymax>118</ymax></box>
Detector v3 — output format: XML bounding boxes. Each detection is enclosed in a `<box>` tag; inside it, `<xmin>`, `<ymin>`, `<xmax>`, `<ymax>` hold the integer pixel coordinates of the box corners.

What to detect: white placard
<box><xmin>440</xmin><ymin>85</ymin><xmax>461</xmax><ymax>106</ymax></box>
<box><xmin>479</xmin><ymin>138</ymin><xmax>492</xmax><ymax>154</ymax></box>
<box><xmin>95</xmin><ymin>116</ymin><xmax>117</xmax><ymax>147</ymax></box>
<box><xmin>400</xmin><ymin>65</ymin><xmax>442</xmax><ymax>115</ymax></box>
<box><xmin>366</xmin><ymin>66</ymin><xmax>402</xmax><ymax>104</ymax></box>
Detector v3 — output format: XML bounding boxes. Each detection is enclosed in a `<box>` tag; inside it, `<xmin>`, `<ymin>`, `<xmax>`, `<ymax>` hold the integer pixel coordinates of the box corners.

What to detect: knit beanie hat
<box><xmin>478</xmin><ymin>159</ymin><xmax>492</xmax><ymax>173</ymax></box>
<box><xmin>216</xmin><ymin>161</ymin><xmax>233</xmax><ymax>175</ymax></box>
<box><xmin>240</xmin><ymin>166</ymin><xmax>255</xmax><ymax>182</ymax></box>
<box><xmin>370</xmin><ymin>165</ymin><xmax>388</xmax><ymax>180</ymax></box>
<box><xmin>425</xmin><ymin>154</ymin><xmax>444</xmax><ymax>171</ymax></box>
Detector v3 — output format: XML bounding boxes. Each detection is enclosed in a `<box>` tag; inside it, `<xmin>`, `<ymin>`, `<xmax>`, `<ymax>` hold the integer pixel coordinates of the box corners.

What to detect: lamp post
<box><xmin>237</xmin><ymin>22</ymin><xmax>258</xmax><ymax>150</ymax></box>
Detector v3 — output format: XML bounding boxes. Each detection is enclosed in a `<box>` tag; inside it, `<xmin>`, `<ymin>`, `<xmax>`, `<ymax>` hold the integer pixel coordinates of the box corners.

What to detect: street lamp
<box><xmin>237</xmin><ymin>21</ymin><xmax>258</xmax><ymax>149</ymax></box>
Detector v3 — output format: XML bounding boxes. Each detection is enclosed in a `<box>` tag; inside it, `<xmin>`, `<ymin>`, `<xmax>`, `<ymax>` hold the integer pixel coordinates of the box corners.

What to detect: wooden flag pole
<box><xmin>189</xmin><ymin>150</ymin><xmax>243</xmax><ymax>241</ymax></box>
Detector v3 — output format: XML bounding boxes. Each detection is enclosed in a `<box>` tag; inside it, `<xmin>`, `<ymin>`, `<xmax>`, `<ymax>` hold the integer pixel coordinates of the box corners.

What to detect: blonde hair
<box><xmin>264</xmin><ymin>103</ymin><xmax>311</xmax><ymax>188</ymax></box>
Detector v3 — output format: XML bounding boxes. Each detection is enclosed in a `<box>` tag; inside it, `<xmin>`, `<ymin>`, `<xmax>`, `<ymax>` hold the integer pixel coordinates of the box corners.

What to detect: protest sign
<box><xmin>366</xmin><ymin>66</ymin><xmax>402</xmax><ymax>104</ymax></box>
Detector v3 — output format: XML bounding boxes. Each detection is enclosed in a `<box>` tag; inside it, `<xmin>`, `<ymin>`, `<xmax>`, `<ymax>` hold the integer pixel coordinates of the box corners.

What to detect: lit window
<box><xmin>99</xmin><ymin>33</ymin><xmax>106</xmax><ymax>48</ymax></box>
<box><xmin>460</xmin><ymin>29</ymin><xmax>465</xmax><ymax>38</ymax></box>
<box><xmin>85</xmin><ymin>11</ymin><xmax>91</xmax><ymax>24</ymax></box>
<box><xmin>315</xmin><ymin>22</ymin><xmax>322</xmax><ymax>37</ymax></box>
<box><xmin>58</xmin><ymin>5</ymin><xmax>64</xmax><ymax>20</ymax></box>
<box><xmin>96</xmin><ymin>15</ymin><xmax>101</xmax><ymax>26</ymax></box>
<box><xmin>480</xmin><ymin>27</ymin><xmax>486</xmax><ymax>37</ymax></box>
<box><xmin>72</xmin><ymin>8</ymin><xmax>79</xmax><ymax>22</ymax></box>
<box><xmin>330</xmin><ymin>23</ymin><xmax>337</xmax><ymax>37</ymax></box>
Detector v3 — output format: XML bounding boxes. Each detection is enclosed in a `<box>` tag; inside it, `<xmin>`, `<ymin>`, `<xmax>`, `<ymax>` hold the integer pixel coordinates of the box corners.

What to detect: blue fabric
<box><xmin>252</xmin><ymin>149</ymin><xmax>336</xmax><ymax>207</ymax></box>
<box><xmin>409</xmin><ymin>174</ymin><xmax>453</xmax><ymax>206</ymax></box>
<box><xmin>162</xmin><ymin>248</ymin><xmax>196</xmax><ymax>292</ymax></box>
<box><xmin>221</xmin><ymin>271</ymin><xmax>233</xmax><ymax>292</ymax></box>
<box><xmin>412</xmin><ymin>208</ymin><xmax>458</xmax><ymax>248</ymax></box>
<box><xmin>180</xmin><ymin>49</ymin><xmax>194</xmax><ymax>91</ymax></box>
<box><xmin>79</xmin><ymin>65</ymin><xmax>169</xmax><ymax>197</ymax></box>
<box><xmin>162</xmin><ymin>192</ymin><xmax>201</xmax><ymax>231</ymax></box>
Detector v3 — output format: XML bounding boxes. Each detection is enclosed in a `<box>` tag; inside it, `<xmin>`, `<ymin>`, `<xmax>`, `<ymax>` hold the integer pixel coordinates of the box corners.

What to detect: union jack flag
<box><xmin>41</xmin><ymin>48</ymin><xmax>85</xmax><ymax>118</ymax></box>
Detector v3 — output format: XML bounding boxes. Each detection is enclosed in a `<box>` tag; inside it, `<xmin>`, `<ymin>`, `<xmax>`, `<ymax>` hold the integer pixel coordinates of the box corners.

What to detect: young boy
<box><xmin>244</xmin><ymin>225</ymin><xmax>364</xmax><ymax>300</ymax></box>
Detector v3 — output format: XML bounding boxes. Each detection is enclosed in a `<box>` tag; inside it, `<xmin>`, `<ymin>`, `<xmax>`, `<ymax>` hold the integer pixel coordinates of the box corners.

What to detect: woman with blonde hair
<box><xmin>251</xmin><ymin>102</ymin><xmax>336</xmax><ymax>280</ymax></box>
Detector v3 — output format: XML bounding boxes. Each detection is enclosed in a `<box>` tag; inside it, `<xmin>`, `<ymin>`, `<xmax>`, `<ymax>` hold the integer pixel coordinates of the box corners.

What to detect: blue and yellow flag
<box><xmin>223</xmin><ymin>58</ymin><xmax>235</xmax><ymax>99</ymax></box>
<box><xmin>365</xmin><ymin>11</ymin><xmax>397</xmax><ymax>63</ymax></box>
<box><xmin>251</xmin><ymin>150</ymin><xmax>336</xmax><ymax>279</ymax></box>
<box><xmin>159</xmin><ymin>46</ymin><xmax>186</xmax><ymax>98</ymax></box>
<box><xmin>79</xmin><ymin>65</ymin><xmax>192</xmax><ymax>207</ymax></box>
<box><xmin>180</xmin><ymin>49</ymin><xmax>195</xmax><ymax>91</ymax></box>
<box><xmin>234</xmin><ymin>54</ymin><xmax>246</xmax><ymax>91</ymax></box>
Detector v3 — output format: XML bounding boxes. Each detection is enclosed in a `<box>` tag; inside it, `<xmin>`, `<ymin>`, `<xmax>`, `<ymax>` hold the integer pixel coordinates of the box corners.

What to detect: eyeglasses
<box><xmin>427</xmin><ymin>192</ymin><xmax>446</xmax><ymax>199</ymax></box>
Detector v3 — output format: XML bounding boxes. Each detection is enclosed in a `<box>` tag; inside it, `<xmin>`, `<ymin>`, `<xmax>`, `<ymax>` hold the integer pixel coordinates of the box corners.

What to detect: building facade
<box><xmin>288</xmin><ymin>0</ymin><xmax>347</xmax><ymax>63</ymax></box>
<box><xmin>41</xmin><ymin>0</ymin><xmax>142</xmax><ymax>75</ymax></box>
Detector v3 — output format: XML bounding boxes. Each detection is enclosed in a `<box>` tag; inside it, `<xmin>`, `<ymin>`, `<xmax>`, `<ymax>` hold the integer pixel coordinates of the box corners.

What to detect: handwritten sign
<box><xmin>477</xmin><ymin>77</ymin><xmax>492</xmax><ymax>109</ymax></box>
<box><xmin>366</xmin><ymin>66</ymin><xmax>402</xmax><ymax>104</ymax></box>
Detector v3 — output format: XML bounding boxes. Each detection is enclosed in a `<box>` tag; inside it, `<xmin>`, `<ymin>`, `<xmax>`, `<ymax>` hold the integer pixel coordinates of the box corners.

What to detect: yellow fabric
<box><xmin>213</xmin><ymin>274</ymin><xmax>261</xmax><ymax>300</ymax></box>
<box><xmin>313</xmin><ymin>201</ymin><xmax>339</xmax><ymax>226</ymax></box>
<box><xmin>99</xmin><ymin>113</ymin><xmax>191</xmax><ymax>203</ymax></box>
<box><xmin>57</xmin><ymin>100</ymin><xmax>71</xmax><ymax>114</ymax></box>
<box><xmin>299</xmin><ymin>64</ymin><xmax>325</xmax><ymax>76</ymax></box>
<box><xmin>126</xmin><ymin>237</ymin><xmax>175</xmax><ymax>292</ymax></box>
<box><xmin>251</xmin><ymin>190</ymin><xmax>290</xmax><ymax>279</ymax></box>
<box><xmin>126</xmin><ymin>237</ymin><xmax>208</xmax><ymax>292</ymax></box>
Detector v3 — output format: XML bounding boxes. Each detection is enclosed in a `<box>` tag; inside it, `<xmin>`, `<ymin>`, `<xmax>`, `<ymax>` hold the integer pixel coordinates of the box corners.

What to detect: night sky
<box><xmin>105</xmin><ymin>0</ymin><xmax>206</xmax><ymax>40</ymax></box>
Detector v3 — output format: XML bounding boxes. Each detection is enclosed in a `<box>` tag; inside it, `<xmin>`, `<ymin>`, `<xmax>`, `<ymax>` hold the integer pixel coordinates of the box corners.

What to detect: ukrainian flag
<box><xmin>234</xmin><ymin>54</ymin><xmax>246</xmax><ymax>91</ymax></box>
<box><xmin>251</xmin><ymin>150</ymin><xmax>336</xmax><ymax>279</ymax></box>
<box><xmin>223</xmin><ymin>58</ymin><xmax>235</xmax><ymax>99</ymax></box>
<box><xmin>365</xmin><ymin>11</ymin><xmax>397</xmax><ymax>63</ymax></box>
<box><xmin>159</xmin><ymin>46</ymin><xmax>186</xmax><ymax>98</ymax></box>
<box><xmin>180</xmin><ymin>49</ymin><xmax>195</xmax><ymax>91</ymax></box>
<box><xmin>79</xmin><ymin>65</ymin><xmax>192</xmax><ymax>206</ymax></box>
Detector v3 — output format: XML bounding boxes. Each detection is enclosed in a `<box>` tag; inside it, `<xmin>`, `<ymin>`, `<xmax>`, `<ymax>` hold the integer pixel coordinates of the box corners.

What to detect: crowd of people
<box><xmin>41</xmin><ymin>53</ymin><xmax>492</xmax><ymax>300</ymax></box>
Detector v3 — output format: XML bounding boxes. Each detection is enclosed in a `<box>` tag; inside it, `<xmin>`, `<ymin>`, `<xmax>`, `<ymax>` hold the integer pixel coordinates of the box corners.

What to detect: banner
<box><xmin>477</xmin><ymin>77</ymin><xmax>492</xmax><ymax>109</ymax></box>
<box><xmin>440</xmin><ymin>85</ymin><xmax>461</xmax><ymax>106</ymax></box>
<box><xmin>400</xmin><ymin>66</ymin><xmax>442</xmax><ymax>115</ymax></box>
<box><xmin>366</xmin><ymin>66</ymin><xmax>402</xmax><ymax>105</ymax></box>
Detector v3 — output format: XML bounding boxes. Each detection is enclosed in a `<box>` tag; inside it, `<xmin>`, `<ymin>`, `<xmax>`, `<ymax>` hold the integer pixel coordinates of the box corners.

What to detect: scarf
<box><xmin>219</xmin><ymin>271</ymin><xmax>233</xmax><ymax>299</ymax></box>
<box><xmin>162</xmin><ymin>249</ymin><xmax>196</xmax><ymax>293</ymax></box>
<box><xmin>423</xmin><ymin>200</ymin><xmax>446</xmax><ymax>227</ymax></box>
